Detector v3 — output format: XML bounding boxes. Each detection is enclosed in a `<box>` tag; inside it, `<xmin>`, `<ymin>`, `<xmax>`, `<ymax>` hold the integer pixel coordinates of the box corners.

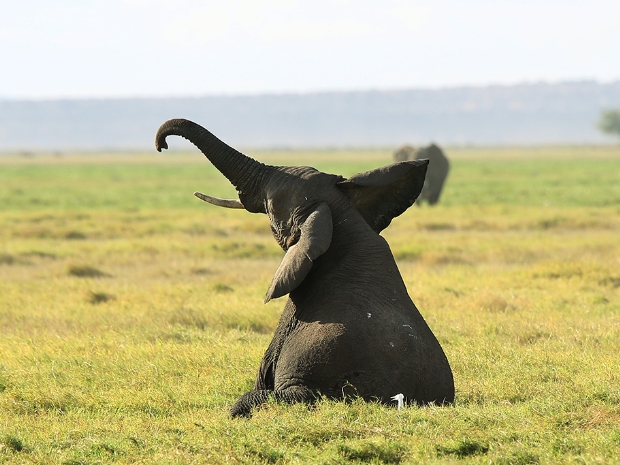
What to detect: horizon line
<box><xmin>2</xmin><ymin>78</ymin><xmax>619</xmax><ymax>103</ymax></box>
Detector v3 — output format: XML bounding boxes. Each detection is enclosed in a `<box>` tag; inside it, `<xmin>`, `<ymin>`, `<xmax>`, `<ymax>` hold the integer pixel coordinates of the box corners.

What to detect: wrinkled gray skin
<box><xmin>393</xmin><ymin>144</ymin><xmax>450</xmax><ymax>205</ymax></box>
<box><xmin>156</xmin><ymin>119</ymin><xmax>454</xmax><ymax>417</ymax></box>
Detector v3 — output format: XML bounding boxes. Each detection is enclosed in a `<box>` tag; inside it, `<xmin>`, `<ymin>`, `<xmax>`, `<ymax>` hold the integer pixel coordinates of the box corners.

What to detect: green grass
<box><xmin>1</xmin><ymin>146</ymin><xmax>619</xmax><ymax>463</ymax></box>
<box><xmin>2</xmin><ymin>146</ymin><xmax>620</xmax><ymax>210</ymax></box>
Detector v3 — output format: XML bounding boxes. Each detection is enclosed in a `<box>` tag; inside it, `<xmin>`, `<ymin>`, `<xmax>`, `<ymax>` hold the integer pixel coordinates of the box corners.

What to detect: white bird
<box><xmin>391</xmin><ymin>393</ymin><xmax>405</xmax><ymax>411</ymax></box>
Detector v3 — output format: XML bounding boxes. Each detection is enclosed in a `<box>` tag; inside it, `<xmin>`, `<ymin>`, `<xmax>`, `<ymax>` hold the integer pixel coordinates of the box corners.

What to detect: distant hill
<box><xmin>1</xmin><ymin>81</ymin><xmax>619</xmax><ymax>150</ymax></box>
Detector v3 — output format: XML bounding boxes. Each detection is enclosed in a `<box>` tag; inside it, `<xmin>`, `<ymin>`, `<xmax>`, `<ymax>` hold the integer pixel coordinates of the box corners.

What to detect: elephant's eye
<box><xmin>267</xmin><ymin>199</ymin><xmax>288</xmax><ymax>220</ymax></box>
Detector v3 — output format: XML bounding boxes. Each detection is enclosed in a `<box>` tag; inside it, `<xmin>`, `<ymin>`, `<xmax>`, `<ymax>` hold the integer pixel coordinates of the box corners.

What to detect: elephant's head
<box><xmin>155</xmin><ymin>119</ymin><xmax>428</xmax><ymax>303</ymax></box>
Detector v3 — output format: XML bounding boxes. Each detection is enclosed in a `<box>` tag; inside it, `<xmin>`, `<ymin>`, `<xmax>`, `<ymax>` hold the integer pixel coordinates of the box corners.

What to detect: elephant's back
<box><xmin>275</xmin><ymin>301</ymin><xmax>453</xmax><ymax>404</ymax></box>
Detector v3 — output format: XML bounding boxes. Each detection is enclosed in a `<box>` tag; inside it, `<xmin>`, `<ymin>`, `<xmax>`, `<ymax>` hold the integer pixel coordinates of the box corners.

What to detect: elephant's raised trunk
<box><xmin>155</xmin><ymin>119</ymin><xmax>271</xmax><ymax>212</ymax></box>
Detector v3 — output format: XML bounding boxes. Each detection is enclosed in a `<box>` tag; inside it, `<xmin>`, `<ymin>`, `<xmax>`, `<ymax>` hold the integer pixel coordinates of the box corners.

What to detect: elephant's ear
<box><xmin>264</xmin><ymin>202</ymin><xmax>333</xmax><ymax>303</ymax></box>
<box><xmin>337</xmin><ymin>160</ymin><xmax>428</xmax><ymax>233</ymax></box>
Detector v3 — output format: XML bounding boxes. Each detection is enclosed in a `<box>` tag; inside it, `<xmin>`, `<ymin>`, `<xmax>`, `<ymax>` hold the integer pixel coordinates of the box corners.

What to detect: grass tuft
<box><xmin>243</xmin><ymin>444</ymin><xmax>285</xmax><ymax>464</ymax></box>
<box><xmin>477</xmin><ymin>293</ymin><xmax>510</xmax><ymax>312</ymax></box>
<box><xmin>67</xmin><ymin>265</ymin><xmax>110</xmax><ymax>278</ymax></box>
<box><xmin>419</xmin><ymin>222</ymin><xmax>456</xmax><ymax>231</ymax></box>
<box><xmin>599</xmin><ymin>276</ymin><xmax>620</xmax><ymax>288</ymax></box>
<box><xmin>0</xmin><ymin>253</ymin><xmax>15</xmax><ymax>265</ymax></box>
<box><xmin>20</xmin><ymin>250</ymin><xmax>57</xmax><ymax>259</ymax></box>
<box><xmin>338</xmin><ymin>440</ymin><xmax>405</xmax><ymax>463</ymax></box>
<box><xmin>65</xmin><ymin>230</ymin><xmax>87</xmax><ymax>240</ymax></box>
<box><xmin>2</xmin><ymin>434</ymin><xmax>25</xmax><ymax>453</ymax></box>
<box><xmin>437</xmin><ymin>439</ymin><xmax>489</xmax><ymax>458</ymax></box>
<box><xmin>213</xmin><ymin>283</ymin><xmax>234</xmax><ymax>293</ymax></box>
<box><xmin>191</xmin><ymin>267</ymin><xmax>213</xmax><ymax>275</ymax></box>
<box><xmin>169</xmin><ymin>307</ymin><xmax>209</xmax><ymax>330</ymax></box>
<box><xmin>495</xmin><ymin>450</ymin><xmax>540</xmax><ymax>465</ymax></box>
<box><xmin>87</xmin><ymin>291</ymin><xmax>115</xmax><ymax>304</ymax></box>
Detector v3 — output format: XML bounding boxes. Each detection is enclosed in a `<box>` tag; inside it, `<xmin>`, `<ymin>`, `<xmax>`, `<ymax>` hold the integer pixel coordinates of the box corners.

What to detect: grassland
<box><xmin>0</xmin><ymin>146</ymin><xmax>619</xmax><ymax>464</ymax></box>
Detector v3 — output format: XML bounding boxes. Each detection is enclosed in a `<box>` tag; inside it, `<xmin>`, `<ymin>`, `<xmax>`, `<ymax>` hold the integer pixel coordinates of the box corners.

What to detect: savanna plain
<box><xmin>0</xmin><ymin>146</ymin><xmax>619</xmax><ymax>464</ymax></box>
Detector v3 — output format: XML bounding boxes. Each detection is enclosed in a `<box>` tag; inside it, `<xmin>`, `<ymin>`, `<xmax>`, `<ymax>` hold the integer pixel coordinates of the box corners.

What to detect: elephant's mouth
<box><xmin>285</xmin><ymin>229</ymin><xmax>301</xmax><ymax>250</ymax></box>
<box><xmin>270</xmin><ymin>222</ymin><xmax>296</xmax><ymax>251</ymax></box>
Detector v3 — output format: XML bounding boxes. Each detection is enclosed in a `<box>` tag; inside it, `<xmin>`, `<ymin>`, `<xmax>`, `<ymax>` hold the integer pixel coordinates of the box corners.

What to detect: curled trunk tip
<box><xmin>154</xmin><ymin>118</ymin><xmax>272</xmax><ymax>214</ymax></box>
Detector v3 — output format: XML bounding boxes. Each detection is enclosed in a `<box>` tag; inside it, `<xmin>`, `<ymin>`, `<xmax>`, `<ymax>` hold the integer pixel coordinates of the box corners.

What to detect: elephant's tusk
<box><xmin>194</xmin><ymin>191</ymin><xmax>245</xmax><ymax>209</ymax></box>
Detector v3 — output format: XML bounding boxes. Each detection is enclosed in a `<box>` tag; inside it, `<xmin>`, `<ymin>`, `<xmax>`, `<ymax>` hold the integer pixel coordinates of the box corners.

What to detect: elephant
<box><xmin>393</xmin><ymin>144</ymin><xmax>450</xmax><ymax>205</ymax></box>
<box><xmin>155</xmin><ymin>119</ymin><xmax>455</xmax><ymax>417</ymax></box>
<box><xmin>393</xmin><ymin>145</ymin><xmax>416</xmax><ymax>162</ymax></box>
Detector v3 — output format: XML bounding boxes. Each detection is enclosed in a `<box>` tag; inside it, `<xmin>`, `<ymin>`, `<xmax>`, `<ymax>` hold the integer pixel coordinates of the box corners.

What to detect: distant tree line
<box><xmin>598</xmin><ymin>109</ymin><xmax>620</xmax><ymax>138</ymax></box>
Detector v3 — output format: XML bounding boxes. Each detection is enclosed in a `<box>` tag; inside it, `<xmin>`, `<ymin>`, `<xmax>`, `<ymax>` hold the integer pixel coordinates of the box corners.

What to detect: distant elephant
<box><xmin>156</xmin><ymin>119</ymin><xmax>454</xmax><ymax>417</ymax></box>
<box><xmin>393</xmin><ymin>144</ymin><xmax>450</xmax><ymax>205</ymax></box>
<box><xmin>393</xmin><ymin>144</ymin><xmax>416</xmax><ymax>162</ymax></box>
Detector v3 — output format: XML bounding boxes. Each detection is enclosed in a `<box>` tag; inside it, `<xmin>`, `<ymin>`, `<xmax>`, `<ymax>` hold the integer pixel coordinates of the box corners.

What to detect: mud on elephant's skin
<box><xmin>155</xmin><ymin>119</ymin><xmax>455</xmax><ymax>417</ymax></box>
<box><xmin>393</xmin><ymin>144</ymin><xmax>450</xmax><ymax>205</ymax></box>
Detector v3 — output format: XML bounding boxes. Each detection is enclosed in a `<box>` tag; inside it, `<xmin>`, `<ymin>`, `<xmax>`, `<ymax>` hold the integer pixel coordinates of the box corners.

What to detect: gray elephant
<box><xmin>393</xmin><ymin>144</ymin><xmax>450</xmax><ymax>205</ymax></box>
<box><xmin>393</xmin><ymin>144</ymin><xmax>417</xmax><ymax>162</ymax></box>
<box><xmin>156</xmin><ymin>119</ymin><xmax>454</xmax><ymax>417</ymax></box>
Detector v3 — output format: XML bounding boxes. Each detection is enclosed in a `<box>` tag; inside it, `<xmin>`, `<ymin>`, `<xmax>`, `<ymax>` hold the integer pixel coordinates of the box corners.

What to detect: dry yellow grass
<box><xmin>0</xmin><ymin>147</ymin><xmax>619</xmax><ymax>463</ymax></box>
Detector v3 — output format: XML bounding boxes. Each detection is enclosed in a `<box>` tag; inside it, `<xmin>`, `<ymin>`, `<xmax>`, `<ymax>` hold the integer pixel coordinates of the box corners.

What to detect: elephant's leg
<box><xmin>427</xmin><ymin>184</ymin><xmax>444</xmax><ymax>205</ymax></box>
<box><xmin>230</xmin><ymin>385</ymin><xmax>317</xmax><ymax>418</ymax></box>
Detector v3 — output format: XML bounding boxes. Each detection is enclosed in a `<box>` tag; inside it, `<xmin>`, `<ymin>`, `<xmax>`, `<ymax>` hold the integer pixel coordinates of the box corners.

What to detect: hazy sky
<box><xmin>1</xmin><ymin>0</ymin><xmax>619</xmax><ymax>99</ymax></box>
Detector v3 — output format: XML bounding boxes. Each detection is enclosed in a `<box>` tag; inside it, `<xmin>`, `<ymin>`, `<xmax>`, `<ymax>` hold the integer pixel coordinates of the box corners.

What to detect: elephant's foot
<box><xmin>230</xmin><ymin>385</ymin><xmax>317</xmax><ymax>418</ymax></box>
